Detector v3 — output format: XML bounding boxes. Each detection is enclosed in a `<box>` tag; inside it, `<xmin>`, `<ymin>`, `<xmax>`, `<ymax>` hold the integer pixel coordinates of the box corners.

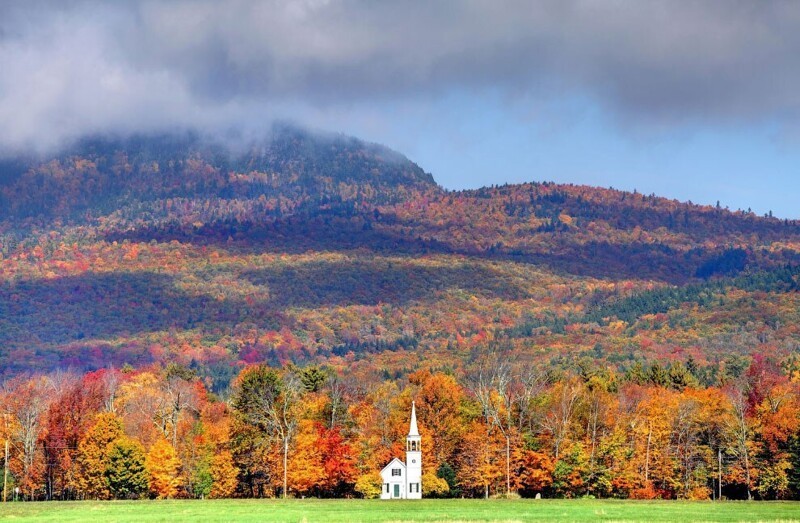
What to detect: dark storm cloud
<box><xmin>2</xmin><ymin>0</ymin><xmax>800</xmax><ymax>151</ymax></box>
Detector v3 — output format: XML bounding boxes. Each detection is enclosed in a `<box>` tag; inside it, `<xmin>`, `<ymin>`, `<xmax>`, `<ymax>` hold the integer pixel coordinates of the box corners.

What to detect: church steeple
<box><xmin>408</xmin><ymin>400</ymin><xmax>419</xmax><ymax>436</ymax></box>
<box><xmin>405</xmin><ymin>400</ymin><xmax>422</xmax><ymax>498</ymax></box>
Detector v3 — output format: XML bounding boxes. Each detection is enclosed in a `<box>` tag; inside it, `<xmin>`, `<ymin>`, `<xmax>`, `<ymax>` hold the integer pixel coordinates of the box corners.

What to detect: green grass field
<box><xmin>1</xmin><ymin>499</ymin><xmax>800</xmax><ymax>523</ymax></box>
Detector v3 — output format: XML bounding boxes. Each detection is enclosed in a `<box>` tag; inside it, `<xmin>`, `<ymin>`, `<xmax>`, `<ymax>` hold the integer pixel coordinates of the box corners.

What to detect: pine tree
<box><xmin>191</xmin><ymin>456</ymin><xmax>213</xmax><ymax>499</ymax></box>
<box><xmin>105</xmin><ymin>438</ymin><xmax>148</xmax><ymax>499</ymax></box>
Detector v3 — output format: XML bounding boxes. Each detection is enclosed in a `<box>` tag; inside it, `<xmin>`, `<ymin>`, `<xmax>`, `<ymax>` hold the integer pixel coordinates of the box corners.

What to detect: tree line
<box><xmin>2</xmin><ymin>354</ymin><xmax>799</xmax><ymax>502</ymax></box>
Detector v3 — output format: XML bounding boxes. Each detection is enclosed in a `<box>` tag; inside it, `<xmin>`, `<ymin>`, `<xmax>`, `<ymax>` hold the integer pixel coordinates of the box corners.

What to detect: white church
<box><xmin>380</xmin><ymin>401</ymin><xmax>422</xmax><ymax>499</ymax></box>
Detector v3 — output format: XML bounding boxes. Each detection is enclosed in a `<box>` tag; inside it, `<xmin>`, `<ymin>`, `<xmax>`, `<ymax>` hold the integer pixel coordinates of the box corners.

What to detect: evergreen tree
<box><xmin>624</xmin><ymin>362</ymin><xmax>649</xmax><ymax>385</ymax></box>
<box><xmin>437</xmin><ymin>463</ymin><xmax>461</xmax><ymax>498</ymax></box>
<box><xmin>105</xmin><ymin>438</ymin><xmax>148</xmax><ymax>499</ymax></box>
<box><xmin>191</xmin><ymin>457</ymin><xmax>213</xmax><ymax>499</ymax></box>
<box><xmin>788</xmin><ymin>436</ymin><xmax>800</xmax><ymax>500</ymax></box>
<box><xmin>668</xmin><ymin>362</ymin><xmax>698</xmax><ymax>390</ymax></box>
<box><xmin>648</xmin><ymin>363</ymin><xmax>670</xmax><ymax>388</ymax></box>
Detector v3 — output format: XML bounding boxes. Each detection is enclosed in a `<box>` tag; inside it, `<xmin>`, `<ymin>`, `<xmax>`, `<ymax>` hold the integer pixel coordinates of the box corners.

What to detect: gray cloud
<box><xmin>1</xmin><ymin>0</ymin><xmax>800</xmax><ymax>152</ymax></box>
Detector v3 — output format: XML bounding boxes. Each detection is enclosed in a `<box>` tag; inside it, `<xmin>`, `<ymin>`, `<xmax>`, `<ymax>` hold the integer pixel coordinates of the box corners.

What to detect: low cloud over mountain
<box><xmin>3</xmin><ymin>1</ymin><xmax>800</xmax><ymax>152</ymax></box>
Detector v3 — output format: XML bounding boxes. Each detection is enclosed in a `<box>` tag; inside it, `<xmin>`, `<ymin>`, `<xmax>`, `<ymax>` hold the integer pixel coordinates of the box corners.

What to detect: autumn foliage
<box><xmin>146</xmin><ymin>438</ymin><xmax>181</xmax><ymax>499</ymax></box>
<box><xmin>1</xmin><ymin>130</ymin><xmax>800</xmax><ymax>501</ymax></box>
<box><xmin>0</xmin><ymin>359</ymin><xmax>798</xmax><ymax>501</ymax></box>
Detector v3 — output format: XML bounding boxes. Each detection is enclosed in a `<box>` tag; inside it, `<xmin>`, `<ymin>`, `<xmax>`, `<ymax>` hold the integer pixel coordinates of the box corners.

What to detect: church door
<box><xmin>393</xmin><ymin>484</ymin><xmax>400</xmax><ymax>498</ymax></box>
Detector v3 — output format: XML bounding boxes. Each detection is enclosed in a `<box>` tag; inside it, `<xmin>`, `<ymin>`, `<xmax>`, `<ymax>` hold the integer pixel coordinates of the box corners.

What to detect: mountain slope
<box><xmin>0</xmin><ymin>129</ymin><xmax>799</xmax><ymax>391</ymax></box>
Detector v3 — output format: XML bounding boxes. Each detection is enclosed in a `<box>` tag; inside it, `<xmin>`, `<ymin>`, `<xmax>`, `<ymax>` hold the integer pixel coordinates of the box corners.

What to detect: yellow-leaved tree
<box><xmin>287</xmin><ymin>420</ymin><xmax>324</xmax><ymax>496</ymax></box>
<box><xmin>209</xmin><ymin>451</ymin><xmax>239</xmax><ymax>498</ymax></box>
<box><xmin>146</xmin><ymin>437</ymin><xmax>181</xmax><ymax>498</ymax></box>
<box><xmin>422</xmin><ymin>471</ymin><xmax>449</xmax><ymax>497</ymax></box>
<box><xmin>74</xmin><ymin>412</ymin><xmax>124</xmax><ymax>499</ymax></box>
<box><xmin>354</xmin><ymin>471</ymin><xmax>382</xmax><ymax>499</ymax></box>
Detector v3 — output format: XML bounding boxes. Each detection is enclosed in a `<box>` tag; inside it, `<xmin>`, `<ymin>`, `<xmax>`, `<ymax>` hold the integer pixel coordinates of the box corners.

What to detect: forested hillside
<box><xmin>1</xmin><ymin>127</ymin><xmax>798</xmax><ymax>381</ymax></box>
<box><xmin>1</xmin><ymin>128</ymin><xmax>799</xmax><ymax>500</ymax></box>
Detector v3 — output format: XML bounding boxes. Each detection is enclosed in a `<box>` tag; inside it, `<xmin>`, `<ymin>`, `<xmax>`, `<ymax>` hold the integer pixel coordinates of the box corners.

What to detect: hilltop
<box><xmin>0</xmin><ymin>125</ymin><xmax>434</xmax><ymax>225</ymax></box>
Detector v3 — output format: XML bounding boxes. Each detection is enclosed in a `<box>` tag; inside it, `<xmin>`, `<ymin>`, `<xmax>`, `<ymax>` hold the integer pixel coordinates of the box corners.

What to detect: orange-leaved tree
<box><xmin>74</xmin><ymin>412</ymin><xmax>124</xmax><ymax>499</ymax></box>
<box><xmin>146</xmin><ymin>437</ymin><xmax>181</xmax><ymax>498</ymax></box>
<box><xmin>209</xmin><ymin>450</ymin><xmax>239</xmax><ymax>498</ymax></box>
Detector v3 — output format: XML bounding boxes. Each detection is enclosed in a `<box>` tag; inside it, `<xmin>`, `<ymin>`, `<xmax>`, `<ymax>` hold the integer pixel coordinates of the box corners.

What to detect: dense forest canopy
<box><xmin>0</xmin><ymin>127</ymin><xmax>799</xmax><ymax>500</ymax></box>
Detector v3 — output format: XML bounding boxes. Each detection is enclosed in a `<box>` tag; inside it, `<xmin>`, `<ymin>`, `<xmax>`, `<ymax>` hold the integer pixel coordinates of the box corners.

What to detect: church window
<box><xmin>392</xmin><ymin>468</ymin><xmax>402</xmax><ymax>476</ymax></box>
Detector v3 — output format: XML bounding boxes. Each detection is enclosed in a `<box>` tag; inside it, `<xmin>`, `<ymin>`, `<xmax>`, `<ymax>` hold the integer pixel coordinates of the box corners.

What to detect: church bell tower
<box><xmin>406</xmin><ymin>401</ymin><xmax>422</xmax><ymax>499</ymax></box>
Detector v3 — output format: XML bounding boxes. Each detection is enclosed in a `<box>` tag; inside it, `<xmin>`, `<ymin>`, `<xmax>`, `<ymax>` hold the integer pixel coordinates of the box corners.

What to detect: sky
<box><xmin>1</xmin><ymin>1</ymin><xmax>799</xmax><ymax>217</ymax></box>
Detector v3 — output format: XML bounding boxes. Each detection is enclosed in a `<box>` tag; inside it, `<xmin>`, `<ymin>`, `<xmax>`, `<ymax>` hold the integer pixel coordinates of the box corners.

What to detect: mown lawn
<box><xmin>1</xmin><ymin>498</ymin><xmax>799</xmax><ymax>522</ymax></box>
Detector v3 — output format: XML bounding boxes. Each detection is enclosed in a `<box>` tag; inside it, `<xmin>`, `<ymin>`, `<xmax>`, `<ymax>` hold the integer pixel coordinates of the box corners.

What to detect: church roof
<box><xmin>409</xmin><ymin>401</ymin><xmax>419</xmax><ymax>436</ymax></box>
<box><xmin>380</xmin><ymin>457</ymin><xmax>406</xmax><ymax>473</ymax></box>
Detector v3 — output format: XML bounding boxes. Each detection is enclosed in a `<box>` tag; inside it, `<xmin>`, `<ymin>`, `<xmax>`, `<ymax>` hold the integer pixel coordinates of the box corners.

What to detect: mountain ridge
<box><xmin>0</xmin><ymin>127</ymin><xmax>798</xmax><ymax>389</ymax></box>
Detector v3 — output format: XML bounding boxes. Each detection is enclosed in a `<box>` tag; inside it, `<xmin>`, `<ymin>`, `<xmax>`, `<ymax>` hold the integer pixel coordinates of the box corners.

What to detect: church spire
<box><xmin>409</xmin><ymin>401</ymin><xmax>419</xmax><ymax>436</ymax></box>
